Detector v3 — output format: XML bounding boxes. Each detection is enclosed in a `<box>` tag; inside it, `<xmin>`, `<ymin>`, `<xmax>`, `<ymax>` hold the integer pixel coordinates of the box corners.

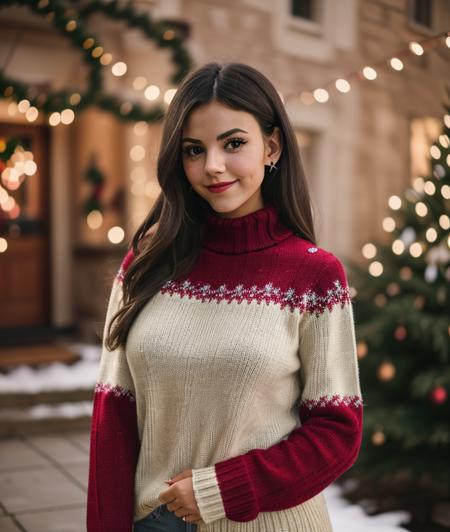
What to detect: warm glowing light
<box><xmin>313</xmin><ymin>88</ymin><xmax>329</xmax><ymax>102</ymax></box>
<box><xmin>7</xmin><ymin>102</ymin><xmax>18</xmax><ymax>116</ymax></box>
<box><xmin>409</xmin><ymin>41</ymin><xmax>424</xmax><ymax>55</ymax></box>
<box><xmin>362</xmin><ymin>66</ymin><xmax>377</xmax><ymax>80</ymax></box>
<box><xmin>415</xmin><ymin>202</ymin><xmax>428</xmax><ymax>217</ymax></box>
<box><xmin>412</xmin><ymin>176</ymin><xmax>425</xmax><ymax>192</ymax></box>
<box><xmin>439</xmin><ymin>134</ymin><xmax>449</xmax><ymax>148</ymax></box>
<box><xmin>108</xmin><ymin>226</ymin><xmax>125</xmax><ymax>244</ymax></box>
<box><xmin>145</xmin><ymin>181</ymin><xmax>160</xmax><ymax>198</ymax></box>
<box><xmin>163</xmin><ymin>29</ymin><xmax>176</xmax><ymax>40</ymax></box>
<box><xmin>92</xmin><ymin>46</ymin><xmax>103</xmax><ymax>58</ymax></box>
<box><xmin>423</xmin><ymin>180</ymin><xmax>436</xmax><ymax>195</ymax></box>
<box><xmin>300</xmin><ymin>92</ymin><xmax>314</xmax><ymax>105</ymax></box>
<box><xmin>388</xmin><ymin>195</ymin><xmax>402</xmax><ymax>210</ymax></box>
<box><xmin>66</xmin><ymin>20</ymin><xmax>77</xmax><ymax>31</ymax></box>
<box><xmin>87</xmin><ymin>210</ymin><xmax>103</xmax><ymax>229</ymax></box>
<box><xmin>18</xmin><ymin>99</ymin><xmax>30</xmax><ymax>113</ymax></box>
<box><xmin>69</xmin><ymin>93</ymin><xmax>81</xmax><ymax>105</ymax></box>
<box><xmin>369</xmin><ymin>261</ymin><xmax>383</xmax><ymax>277</ymax></box>
<box><xmin>133</xmin><ymin>76</ymin><xmax>147</xmax><ymax>90</ymax></box>
<box><xmin>392</xmin><ymin>239</ymin><xmax>405</xmax><ymax>255</ymax></box>
<box><xmin>130</xmin><ymin>145</ymin><xmax>146</xmax><ymax>162</ymax></box>
<box><xmin>100</xmin><ymin>53</ymin><xmax>113</xmax><ymax>65</ymax></box>
<box><xmin>382</xmin><ymin>217</ymin><xmax>396</xmax><ymax>232</ymax></box>
<box><xmin>164</xmin><ymin>88</ymin><xmax>177</xmax><ymax>105</ymax></box>
<box><xmin>119</xmin><ymin>103</ymin><xmax>132</xmax><ymax>116</ymax></box>
<box><xmin>335</xmin><ymin>79</ymin><xmax>351</xmax><ymax>93</ymax></box>
<box><xmin>144</xmin><ymin>85</ymin><xmax>160</xmax><ymax>101</ymax></box>
<box><xmin>49</xmin><ymin>112</ymin><xmax>61</xmax><ymax>126</ymax></box>
<box><xmin>425</xmin><ymin>228</ymin><xmax>437</xmax><ymax>242</ymax></box>
<box><xmin>2</xmin><ymin>196</ymin><xmax>15</xmax><ymax>212</ymax></box>
<box><xmin>25</xmin><ymin>106</ymin><xmax>39</xmax><ymax>122</ymax></box>
<box><xmin>112</xmin><ymin>61</ymin><xmax>127</xmax><ymax>76</ymax></box>
<box><xmin>0</xmin><ymin>238</ymin><xmax>7</xmax><ymax>253</ymax></box>
<box><xmin>439</xmin><ymin>214</ymin><xmax>450</xmax><ymax>230</ymax></box>
<box><xmin>61</xmin><ymin>109</ymin><xmax>75</xmax><ymax>125</ymax></box>
<box><xmin>83</xmin><ymin>37</ymin><xmax>95</xmax><ymax>49</ymax></box>
<box><xmin>441</xmin><ymin>184</ymin><xmax>450</xmax><ymax>199</ymax></box>
<box><xmin>430</xmin><ymin>145</ymin><xmax>441</xmax><ymax>159</ymax></box>
<box><xmin>362</xmin><ymin>243</ymin><xmax>377</xmax><ymax>259</ymax></box>
<box><xmin>409</xmin><ymin>242</ymin><xmax>423</xmax><ymax>257</ymax></box>
<box><xmin>134</xmin><ymin>121</ymin><xmax>148</xmax><ymax>136</ymax></box>
<box><xmin>390</xmin><ymin>57</ymin><xmax>404</xmax><ymax>70</ymax></box>
<box><xmin>24</xmin><ymin>160</ymin><xmax>37</xmax><ymax>176</ymax></box>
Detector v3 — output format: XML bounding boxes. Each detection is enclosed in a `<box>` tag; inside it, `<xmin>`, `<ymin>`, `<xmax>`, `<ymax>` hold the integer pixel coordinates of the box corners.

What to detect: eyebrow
<box><xmin>181</xmin><ymin>128</ymin><xmax>248</xmax><ymax>144</ymax></box>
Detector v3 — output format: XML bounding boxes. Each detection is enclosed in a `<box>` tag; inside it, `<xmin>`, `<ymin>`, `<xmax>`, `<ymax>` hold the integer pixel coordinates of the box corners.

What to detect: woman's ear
<box><xmin>137</xmin><ymin>222</ymin><xmax>160</xmax><ymax>253</ymax></box>
<box><xmin>264</xmin><ymin>126</ymin><xmax>282</xmax><ymax>165</ymax></box>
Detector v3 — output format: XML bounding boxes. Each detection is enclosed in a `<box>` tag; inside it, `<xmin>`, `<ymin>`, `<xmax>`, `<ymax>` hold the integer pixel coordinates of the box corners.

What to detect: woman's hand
<box><xmin>158</xmin><ymin>469</ymin><xmax>204</xmax><ymax>525</ymax></box>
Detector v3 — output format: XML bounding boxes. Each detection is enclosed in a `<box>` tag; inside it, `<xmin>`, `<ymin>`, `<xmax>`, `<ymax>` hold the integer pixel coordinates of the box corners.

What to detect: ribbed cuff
<box><xmin>191</xmin><ymin>466</ymin><xmax>226</xmax><ymax>524</ymax></box>
<box><xmin>213</xmin><ymin>454</ymin><xmax>258</xmax><ymax>522</ymax></box>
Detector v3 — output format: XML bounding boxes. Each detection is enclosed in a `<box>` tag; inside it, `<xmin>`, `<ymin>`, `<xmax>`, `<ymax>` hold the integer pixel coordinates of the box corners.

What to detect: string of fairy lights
<box><xmin>281</xmin><ymin>31</ymin><xmax>450</xmax><ymax>106</ymax></box>
<box><xmin>1</xmin><ymin>3</ymin><xmax>448</xmax><ymax>124</ymax></box>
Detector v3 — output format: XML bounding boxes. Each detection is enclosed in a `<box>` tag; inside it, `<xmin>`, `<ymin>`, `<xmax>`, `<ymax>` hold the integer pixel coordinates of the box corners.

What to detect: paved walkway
<box><xmin>0</xmin><ymin>430</ymin><xmax>89</xmax><ymax>531</ymax></box>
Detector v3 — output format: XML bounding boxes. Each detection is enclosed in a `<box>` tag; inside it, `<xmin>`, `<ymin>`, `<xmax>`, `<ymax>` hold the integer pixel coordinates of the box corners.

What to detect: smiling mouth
<box><xmin>206</xmin><ymin>180</ymin><xmax>238</xmax><ymax>190</ymax></box>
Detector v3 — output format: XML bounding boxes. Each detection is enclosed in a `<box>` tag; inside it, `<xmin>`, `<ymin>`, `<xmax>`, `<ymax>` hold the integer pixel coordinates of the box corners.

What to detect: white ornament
<box><xmin>308</xmin><ymin>247</ymin><xmax>318</xmax><ymax>253</ymax></box>
<box><xmin>400</xmin><ymin>227</ymin><xmax>416</xmax><ymax>246</ymax></box>
<box><xmin>424</xmin><ymin>264</ymin><xmax>438</xmax><ymax>283</ymax></box>
<box><xmin>425</xmin><ymin>244</ymin><xmax>450</xmax><ymax>266</ymax></box>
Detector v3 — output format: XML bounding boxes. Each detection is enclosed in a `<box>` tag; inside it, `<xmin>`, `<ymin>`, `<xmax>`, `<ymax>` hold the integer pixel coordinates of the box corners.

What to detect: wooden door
<box><xmin>0</xmin><ymin>123</ymin><xmax>50</xmax><ymax>333</ymax></box>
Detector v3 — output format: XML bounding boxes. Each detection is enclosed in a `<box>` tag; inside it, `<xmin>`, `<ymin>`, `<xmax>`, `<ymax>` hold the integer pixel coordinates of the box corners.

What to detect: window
<box><xmin>410</xmin><ymin>116</ymin><xmax>441</xmax><ymax>180</ymax></box>
<box><xmin>291</xmin><ymin>0</ymin><xmax>316</xmax><ymax>21</ymax></box>
<box><xmin>409</xmin><ymin>0</ymin><xmax>433</xmax><ymax>30</ymax></box>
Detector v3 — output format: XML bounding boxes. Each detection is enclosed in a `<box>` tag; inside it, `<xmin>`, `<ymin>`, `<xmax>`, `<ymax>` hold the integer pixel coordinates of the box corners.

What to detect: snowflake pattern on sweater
<box><xmin>87</xmin><ymin>202</ymin><xmax>363</xmax><ymax>532</ymax></box>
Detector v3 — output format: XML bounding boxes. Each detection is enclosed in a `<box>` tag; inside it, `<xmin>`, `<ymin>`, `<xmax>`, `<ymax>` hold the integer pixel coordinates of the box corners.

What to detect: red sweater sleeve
<box><xmin>87</xmin><ymin>249</ymin><xmax>140</xmax><ymax>531</ymax></box>
<box><xmin>191</xmin><ymin>255</ymin><xmax>363</xmax><ymax>524</ymax></box>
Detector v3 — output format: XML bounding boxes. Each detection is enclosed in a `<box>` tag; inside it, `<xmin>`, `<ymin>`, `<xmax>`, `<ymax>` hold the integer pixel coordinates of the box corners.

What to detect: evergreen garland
<box><xmin>0</xmin><ymin>0</ymin><xmax>193</xmax><ymax>122</ymax></box>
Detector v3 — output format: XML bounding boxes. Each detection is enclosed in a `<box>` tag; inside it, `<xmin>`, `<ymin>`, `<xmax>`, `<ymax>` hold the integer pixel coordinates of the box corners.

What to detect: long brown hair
<box><xmin>104</xmin><ymin>61</ymin><xmax>316</xmax><ymax>352</ymax></box>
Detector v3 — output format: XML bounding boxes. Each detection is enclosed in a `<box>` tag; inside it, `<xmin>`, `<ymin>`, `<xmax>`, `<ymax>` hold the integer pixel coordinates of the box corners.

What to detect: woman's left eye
<box><xmin>225</xmin><ymin>137</ymin><xmax>247</xmax><ymax>149</ymax></box>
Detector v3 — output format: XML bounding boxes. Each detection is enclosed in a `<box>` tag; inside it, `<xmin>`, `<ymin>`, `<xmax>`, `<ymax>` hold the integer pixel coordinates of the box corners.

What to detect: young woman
<box><xmin>86</xmin><ymin>62</ymin><xmax>363</xmax><ymax>532</ymax></box>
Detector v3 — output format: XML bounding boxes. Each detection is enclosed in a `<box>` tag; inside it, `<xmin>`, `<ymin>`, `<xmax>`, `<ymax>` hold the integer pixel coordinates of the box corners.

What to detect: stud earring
<box><xmin>269</xmin><ymin>161</ymin><xmax>278</xmax><ymax>173</ymax></box>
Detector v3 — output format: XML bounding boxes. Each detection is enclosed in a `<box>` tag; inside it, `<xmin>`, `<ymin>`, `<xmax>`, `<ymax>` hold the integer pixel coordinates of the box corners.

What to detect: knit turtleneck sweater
<box><xmin>87</xmin><ymin>202</ymin><xmax>363</xmax><ymax>532</ymax></box>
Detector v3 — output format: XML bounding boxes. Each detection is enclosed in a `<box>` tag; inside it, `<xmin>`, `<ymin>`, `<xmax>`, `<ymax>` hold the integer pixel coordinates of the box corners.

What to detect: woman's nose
<box><xmin>204</xmin><ymin>149</ymin><xmax>225</xmax><ymax>173</ymax></box>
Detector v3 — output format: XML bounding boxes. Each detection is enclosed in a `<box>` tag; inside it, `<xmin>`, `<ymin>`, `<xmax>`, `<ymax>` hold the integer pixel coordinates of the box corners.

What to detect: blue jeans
<box><xmin>133</xmin><ymin>504</ymin><xmax>198</xmax><ymax>531</ymax></box>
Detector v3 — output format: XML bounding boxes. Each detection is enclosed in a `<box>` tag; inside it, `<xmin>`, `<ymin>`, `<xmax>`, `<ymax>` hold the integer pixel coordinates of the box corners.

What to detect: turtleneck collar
<box><xmin>202</xmin><ymin>201</ymin><xmax>294</xmax><ymax>254</ymax></box>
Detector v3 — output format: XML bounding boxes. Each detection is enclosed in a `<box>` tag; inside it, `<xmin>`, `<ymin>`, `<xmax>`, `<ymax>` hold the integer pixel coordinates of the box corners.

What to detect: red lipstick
<box><xmin>206</xmin><ymin>180</ymin><xmax>238</xmax><ymax>193</ymax></box>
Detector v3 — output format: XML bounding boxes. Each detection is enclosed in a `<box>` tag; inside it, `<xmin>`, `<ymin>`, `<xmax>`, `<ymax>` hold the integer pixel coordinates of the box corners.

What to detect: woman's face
<box><xmin>181</xmin><ymin>100</ymin><xmax>281</xmax><ymax>218</ymax></box>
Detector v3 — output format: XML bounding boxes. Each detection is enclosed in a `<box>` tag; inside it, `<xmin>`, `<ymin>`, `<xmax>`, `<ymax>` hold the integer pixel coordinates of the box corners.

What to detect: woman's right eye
<box><xmin>183</xmin><ymin>146</ymin><xmax>202</xmax><ymax>158</ymax></box>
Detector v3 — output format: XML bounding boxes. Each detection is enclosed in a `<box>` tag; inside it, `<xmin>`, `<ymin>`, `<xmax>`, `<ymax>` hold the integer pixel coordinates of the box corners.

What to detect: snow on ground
<box><xmin>0</xmin><ymin>342</ymin><xmax>101</xmax><ymax>393</ymax></box>
<box><xmin>0</xmin><ymin>401</ymin><xmax>94</xmax><ymax>420</ymax></box>
<box><xmin>324</xmin><ymin>483</ymin><xmax>410</xmax><ymax>531</ymax></box>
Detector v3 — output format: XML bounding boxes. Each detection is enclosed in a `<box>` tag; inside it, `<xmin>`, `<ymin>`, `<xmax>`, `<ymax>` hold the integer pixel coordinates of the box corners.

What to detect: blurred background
<box><xmin>0</xmin><ymin>0</ymin><xmax>449</xmax><ymax>531</ymax></box>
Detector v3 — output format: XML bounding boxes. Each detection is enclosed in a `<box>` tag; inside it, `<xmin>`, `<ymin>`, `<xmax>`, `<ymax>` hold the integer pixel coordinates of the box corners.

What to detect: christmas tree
<box><xmin>344</xmin><ymin>102</ymin><xmax>450</xmax><ymax>525</ymax></box>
